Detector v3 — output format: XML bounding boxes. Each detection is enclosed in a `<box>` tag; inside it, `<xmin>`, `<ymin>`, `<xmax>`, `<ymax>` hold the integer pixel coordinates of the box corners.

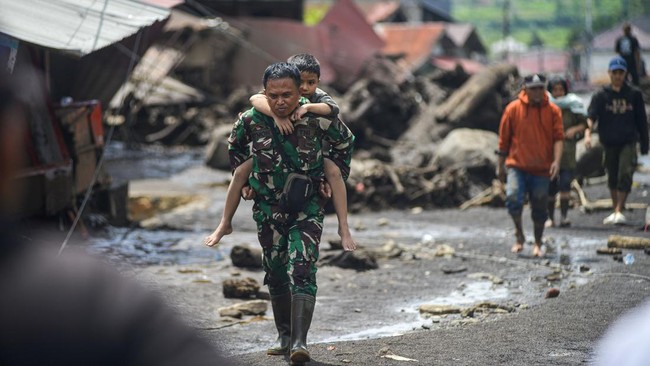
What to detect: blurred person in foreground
<box><xmin>497</xmin><ymin>74</ymin><xmax>564</xmax><ymax>258</ymax></box>
<box><xmin>0</xmin><ymin>77</ymin><xmax>231</xmax><ymax>366</ymax></box>
<box><xmin>585</xmin><ymin>56</ymin><xmax>648</xmax><ymax>225</ymax></box>
<box><xmin>593</xmin><ymin>297</ymin><xmax>650</xmax><ymax>365</ymax></box>
<box><xmin>545</xmin><ymin>76</ymin><xmax>589</xmax><ymax>228</ymax></box>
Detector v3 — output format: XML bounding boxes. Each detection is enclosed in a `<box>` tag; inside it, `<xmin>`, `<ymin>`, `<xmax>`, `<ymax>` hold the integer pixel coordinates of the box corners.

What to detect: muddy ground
<box><xmin>87</xmin><ymin>144</ymin><xmax>650</xmax><ymax>365</ymax></box>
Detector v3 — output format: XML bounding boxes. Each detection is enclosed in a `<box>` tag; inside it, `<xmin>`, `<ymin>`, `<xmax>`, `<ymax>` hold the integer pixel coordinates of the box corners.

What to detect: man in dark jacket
<box><xmin>585</xmin><ymin>56</ymin><xmax>649</xmax><ymax>225</ymax></box>
<box><xmin>615</xmin><ymin>23</ymin><xmax>642</xmax><ymax>85</ymax></box>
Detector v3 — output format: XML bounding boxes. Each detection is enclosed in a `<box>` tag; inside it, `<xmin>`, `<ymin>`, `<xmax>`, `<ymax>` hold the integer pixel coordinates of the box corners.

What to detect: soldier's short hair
<box><xmin>263</xmin><ymin>62</ymin><xmax>301</xmax><ymax>89</ymax></box>
<box><xmin>287</xmin><ymin>53</ymin><xmax>321</xmax><ymax>78</ymax></box>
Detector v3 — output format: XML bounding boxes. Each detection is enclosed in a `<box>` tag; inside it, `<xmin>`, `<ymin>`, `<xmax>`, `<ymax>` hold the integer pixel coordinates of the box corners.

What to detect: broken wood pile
<box><xmin>346</xmin><ymin>159</ymin><xmax>470</xmax><ymax>211</ymax></box>
<box><xmin>112</xmin><ymin>55</ymin><xmax>522</xmax><ymax>210</ymax></box>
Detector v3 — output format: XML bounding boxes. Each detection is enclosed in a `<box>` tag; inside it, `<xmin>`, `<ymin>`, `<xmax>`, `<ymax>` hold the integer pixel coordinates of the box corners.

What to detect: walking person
<box><xmin>584</xmin><ymin>56</ymin><xmax>649</xmax><ymax>225</ymax></box>
<box><xmin>227</xmin><ymin>62</ymin><xmax>354</xmax><ymax>365</ymax></box>
<box><xmin>545</xmin><ymin>77</ymin><xmax>589</xmax><ymax>228</ymax></box>
<box><xmin>497</xmin><ymin>74</ymin><xmax>564</xmax><ymax>257</ymax></box>
<box><xmin>615</xmin><ymin>22</ymin><xmax>642</xmax><ymax>86</ymax></box>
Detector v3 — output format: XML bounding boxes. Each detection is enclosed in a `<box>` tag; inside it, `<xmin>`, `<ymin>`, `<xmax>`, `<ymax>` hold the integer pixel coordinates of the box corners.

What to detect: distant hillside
<box><xmin>451</xmin><ymin>0</ymin><xmax>650</xmax><ymax>52</ymax></box>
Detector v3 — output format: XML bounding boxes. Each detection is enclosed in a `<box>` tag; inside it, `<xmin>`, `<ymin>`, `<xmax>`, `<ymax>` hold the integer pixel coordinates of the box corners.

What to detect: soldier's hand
<box><xmin>241</xmin><ymin>186</ymin><xmax>256</xmax><ymax>200</ymax></box>
<box><xmin>319</xmin><ymin>181</ymin><xmax>332</xmax><ymax>199</ymax></box>
<box><xmin>274</xmin><ymin>117</ymin><xmax>293</xmax><ymax>135</ymax></box>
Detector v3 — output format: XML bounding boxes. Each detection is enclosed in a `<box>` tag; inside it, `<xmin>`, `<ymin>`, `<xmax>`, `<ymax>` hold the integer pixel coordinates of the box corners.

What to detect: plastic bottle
<box><xmin>623</xmin><ymin>253</ymin><xmax>635</xmax><ymax>265</ymax></box>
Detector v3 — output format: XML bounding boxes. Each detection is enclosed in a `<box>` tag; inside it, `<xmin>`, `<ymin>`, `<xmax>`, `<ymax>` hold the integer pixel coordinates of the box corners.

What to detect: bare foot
<box><xmin>511</xmin><ymin>243</ymin><xmax>524</xmax><ymax>253</ymax></box>
<box><xmin>204</xmin><ymin>223</ymin><xmax>233</xmax><ymax>247</ymax></box>
<box><xmin>532</xmin><ymin>244</ymin><xmax>544</xmax><ymax>258</ymax></box>
<box><xmin>339</xmin><ymin>227</ymin><xmax>357</xmax><ymax>251</ymax></box>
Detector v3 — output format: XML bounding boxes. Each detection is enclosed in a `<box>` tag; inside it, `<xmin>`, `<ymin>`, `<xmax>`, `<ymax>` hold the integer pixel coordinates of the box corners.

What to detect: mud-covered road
<box><xmin>87</xmin><ymin>144</ymin><xmax>650</xmax><ymax>365</ymax></box>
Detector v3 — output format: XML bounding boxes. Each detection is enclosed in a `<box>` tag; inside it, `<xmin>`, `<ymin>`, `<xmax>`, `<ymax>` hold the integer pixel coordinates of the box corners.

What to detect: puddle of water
<box><xmin>88</xmin><ymin>227</ymin><xmax>227</xmax><ymax>266</ymax></box>
<box><xmin>319</xmin><ymin>321</ymin><xmax>426</xmax><ymax>343</ymax></box>
<box><xmin>103</xmin><ymin>141</ymin><xmax>204</xmax><ymax>182</ymax></box>
<box><xmin>420</xmin><ymin>281</ymin><xmax>510</xmax><ymax>306</ymax></box>
<box><xmin>315</xmin><ymin>281</ymin><xmax>510</xmax><ymax>345</ymax></box>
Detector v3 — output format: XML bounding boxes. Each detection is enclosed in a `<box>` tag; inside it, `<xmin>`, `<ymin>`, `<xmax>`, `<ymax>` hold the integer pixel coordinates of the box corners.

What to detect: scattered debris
<box><xmin>545</xmin><ymin>288</ymin><xmax>560</xmax><ymax>299</ymax></box>
<box><xmin>597</xmin><ymin>247</ymin><xmax>622</xmax><ymax>255</ymax></box>
<box><xmin>608</xmin><ymin>235</ymin><xmax>650</xmax><ymax>249</ymax></box>
<box><xmin>222</xmin><ymin>277</ymin><xmax>261</xmax><ymax>299</ymax></box>
<box><xmin>218</xmin><ymin>300</ymin><xmax>268</xmax><ymax>318</ymax></box>
<box><xmin>467</xmin><ymin>272</ymin><xmax>504</xmax><ymax>285</ymax></box>
<box><xmin>321</xmin><ymin>250</ymin><xmax>379</xmax><ymax>271</ymax></box>
<box><xmin>230</xmin><ymin>245</ymin><xmax>263</xmax><ymax>269</ymax></box>
<box><xmin>378</xmin><ymin>347</ymin><xmax>418</xmax><ymax>362</ymax></box>
<box><xmin>434</xmin><ymin>244</ymin><xmax>455</xmax><ymax>257</ymax></box>
<box><xmin>461</xmin><ymin>302</ymin><xmax>514</xmax><ymax>318</ymax></box>
<box><xmin>442</xmin><ymin>265</ymin><xmax>468</xmax><ymax>274</ymax></box>
<box><xmin>419</xmin><ymin>304</ymin><xmax>462</xmax><ymax>316</ymax></box>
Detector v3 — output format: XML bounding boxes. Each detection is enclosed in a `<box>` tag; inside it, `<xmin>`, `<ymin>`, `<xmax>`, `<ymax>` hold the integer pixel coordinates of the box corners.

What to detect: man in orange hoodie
<box><xmin>497</xmin><ymin>74</ymin><xmax>564</xmax><ymax>257</ymax></box>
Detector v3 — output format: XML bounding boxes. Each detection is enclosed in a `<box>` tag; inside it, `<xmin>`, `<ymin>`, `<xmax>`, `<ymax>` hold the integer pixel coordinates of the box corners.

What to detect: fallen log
<box><xmin>582</xmin><ymin>199</ymin><xmax>647</xmax><ymax>213</ymax></box>
<box><xmin>459</xmin><ymin>179</ymin><xmax>505</xmax><ymax>210</ymax></box>
<box><xmin>434</xmin><ymin>64</ymin><xmax>518</xmax><ymax>126</ymax></box>
<box><xmin>608</xmin><ymin>235</ymin><xmax>650</xmax><ymax>249</ymax></box>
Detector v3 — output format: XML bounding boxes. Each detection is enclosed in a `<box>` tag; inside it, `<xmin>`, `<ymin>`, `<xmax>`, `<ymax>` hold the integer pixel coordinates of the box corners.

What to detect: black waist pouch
<box><xmin>279</xmin><ymin>173</ymin><xmax>314</xmax><ymax>214</ymax></box>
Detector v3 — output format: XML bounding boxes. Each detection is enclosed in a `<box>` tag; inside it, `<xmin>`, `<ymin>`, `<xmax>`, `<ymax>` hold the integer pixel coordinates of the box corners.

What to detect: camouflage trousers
<box><xmin>254</xmin><ymin>210</ymin><xmax>324</xmax><ymax>297</ymax></box>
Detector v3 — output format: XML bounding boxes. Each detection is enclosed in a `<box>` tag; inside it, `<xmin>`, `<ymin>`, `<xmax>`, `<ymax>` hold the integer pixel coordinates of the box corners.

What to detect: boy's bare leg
<box><xmin>204</xmin><ymin>159</ymin><xmax>253</xmax><ymax>247</ymax></box>
<box><xmin>324</xmin><ymin>158</ymin><xmax>356</xmax><ymax>251</ymax></box>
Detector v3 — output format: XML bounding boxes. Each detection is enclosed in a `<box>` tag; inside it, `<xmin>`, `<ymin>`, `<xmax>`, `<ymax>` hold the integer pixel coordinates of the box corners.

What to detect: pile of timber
<box><xmin>346</xmin><ymin>159</ymin><xmax>470</xmax><ymax>211</ymax></box>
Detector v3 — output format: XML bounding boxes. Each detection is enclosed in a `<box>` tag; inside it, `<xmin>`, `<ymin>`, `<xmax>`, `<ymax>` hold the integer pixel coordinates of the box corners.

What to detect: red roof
<box><xmin>431</xmin><ymin>56</ymin><xmax>485</xmax><ymax>74</ymax></box>
<box><xmin>376</xmin><ymin>23</ymin><xmax>446</xmax><ymax>69</ymax></box>
<box><xmin>230</xmin><ymin>0</ymin><xmax>383</xmax><ymax>90</ymax></box>
<box><xmin>507</xmin><ymin>49</ymin><xmax>569</xmax><ymax>75</ymax></box>
<box><xmin>360</xmin><ymin>1</ymin><xmax>401</xmax><ymax>24</ymax></box>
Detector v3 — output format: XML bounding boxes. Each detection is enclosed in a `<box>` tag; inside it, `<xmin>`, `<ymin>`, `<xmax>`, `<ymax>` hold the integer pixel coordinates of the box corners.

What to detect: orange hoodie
<box><xmin>498</xmin><ymin>90</ymin><xmax>564</xmax><ymax>177</ymax></box>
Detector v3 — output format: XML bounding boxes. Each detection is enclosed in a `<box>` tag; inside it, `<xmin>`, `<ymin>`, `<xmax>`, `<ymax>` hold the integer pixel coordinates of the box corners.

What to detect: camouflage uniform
<box><xmin>228</xmin><ymin>101</ymin><xmax>354</xmax><ymax>297</ymax></box>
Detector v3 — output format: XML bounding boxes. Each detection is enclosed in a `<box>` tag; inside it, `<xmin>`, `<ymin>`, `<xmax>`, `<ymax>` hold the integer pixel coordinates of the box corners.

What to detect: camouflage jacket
<box><xmin>228</xmin><ymin>102</ymin><xmax>354</xmax><ymax>214</ymax></box>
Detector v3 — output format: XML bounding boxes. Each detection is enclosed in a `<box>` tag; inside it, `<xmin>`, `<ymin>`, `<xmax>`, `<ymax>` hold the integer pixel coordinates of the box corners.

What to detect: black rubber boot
<box><xmin>290</xmin><ymin>293</ymin><xmax>316</xmax><ymax>365</ymax></box>
<box><xmin>267</xmin><ymin>291</ymin><xmax>292</xmax><ymax>355</ymax></box>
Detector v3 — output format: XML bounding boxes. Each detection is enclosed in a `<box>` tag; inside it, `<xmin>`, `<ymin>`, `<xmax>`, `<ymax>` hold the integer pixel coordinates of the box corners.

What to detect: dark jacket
<box><xmin>588</xmin><ymin>83</ymin><xmax>649</xmax><ymax>154</ymax></box>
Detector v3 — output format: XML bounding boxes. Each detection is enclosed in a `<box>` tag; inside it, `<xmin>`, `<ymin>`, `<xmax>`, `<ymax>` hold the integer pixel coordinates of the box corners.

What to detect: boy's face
<box><xmin>299</xmin><ymin>71</ymin><xmax>319</xmax><ymax>98</ymax></box>
<box><xmin>264</xmin><ymin>78</ymin><xmax>300</xmax><ymax>118</ymax></box>
<box><xmin>609</xmin><ymin>69</ymin><xmax>626</xmax><ymax>88</ymax></box>
<box><xmin>551</xmin><ymin>83</ymin><xmax>566</xmax><ymax>98</ymax></box>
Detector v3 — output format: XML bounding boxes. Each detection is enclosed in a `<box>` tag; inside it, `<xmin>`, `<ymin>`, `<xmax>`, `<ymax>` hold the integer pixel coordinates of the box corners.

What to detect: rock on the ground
<box><xmin>419</xmin><ymin>304</ymin><xmax>463</xmax><ymax>316</ymax></box>
<box><xmin>230</xmin><ymin>245</ymin><xmax>263</xmax><ymax>269</ymax></box>
<box><xmin>434</xmin><ymin>128</ymin><xmax>498</xmax><ymax>184</ymax></box>
<box><xmin>222</xmin><ymin>277</ymin><xmax>261</xmax><ymax>299</ymax></box>
<box><xmin>218</xmin><ymin>300</ymin><xmax>268</xmax><ymax>318</ymax></box>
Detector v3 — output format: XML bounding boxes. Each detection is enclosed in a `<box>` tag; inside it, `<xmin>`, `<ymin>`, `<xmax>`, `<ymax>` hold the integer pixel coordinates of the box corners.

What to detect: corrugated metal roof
<box><xmin>140</xmin><ymin>0</ymin><xmax>185</xmax><ymax>8</ymax></box>
<box><xmin>0</xmin><ymin>0</ymin><xmax>171</xmax><ymax>57</ymax></box>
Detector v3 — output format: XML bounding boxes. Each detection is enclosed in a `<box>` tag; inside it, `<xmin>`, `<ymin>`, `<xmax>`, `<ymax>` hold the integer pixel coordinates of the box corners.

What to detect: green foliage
<box><xmin>304</xmin><ymin>4</ymin><xmax>330</xmax><ymax>26</ymax></box>
<box><xmin>452</xmin><ymin>0</ymin><xmax>649</xmax><ymax>52</ymax></box>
